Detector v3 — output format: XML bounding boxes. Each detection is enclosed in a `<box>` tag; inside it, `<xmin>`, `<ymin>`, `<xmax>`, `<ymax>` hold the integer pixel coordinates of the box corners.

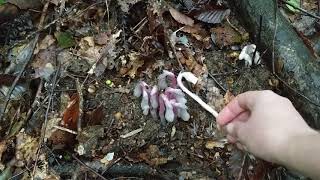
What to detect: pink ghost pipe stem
<box><xmin>177</xmin><ymin>72</ymin><xmax>219</xmax><ymax>118</ymax></box>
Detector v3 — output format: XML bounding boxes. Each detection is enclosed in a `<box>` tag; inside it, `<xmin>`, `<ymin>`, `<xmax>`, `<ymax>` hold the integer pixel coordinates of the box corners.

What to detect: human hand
<box><xmin>217</xmin><ymin>90</ymin><xmax>317</xmax><ymax>164</ymax></box>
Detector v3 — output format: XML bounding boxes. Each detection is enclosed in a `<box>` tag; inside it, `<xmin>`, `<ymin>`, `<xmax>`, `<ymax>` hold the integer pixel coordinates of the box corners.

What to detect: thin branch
<box><xmin>76</xmin><ymin>79</ymin><xmax>83</xmax><ymax>132</ymax></box>
<box><xmin>71</xmin><ymin>154</ymin><xmax>108</xmax><ymax>180</ymax></box>
<box><xmin>32</xmin><ymin>61</ymin><xmax>61</xmax><ymax>177</ymax></box>
<box><xmin>208</xmin><ymin>72</ymin><xmax>227</xmax><ymax>93</ymax></box>
<box><xmin>272</xmin><ymin>0</ymin><xmax>278</xmax><ymax>74</ymax></box>
<box><xmin>283</xmin><ymin>0</ymin><xmax>320</xmax><ymax>20</ymax></box>
<box><xmin>274</xmin><ymin>74</ymin><xmax>320</xmax><ymax>107</ymax></box>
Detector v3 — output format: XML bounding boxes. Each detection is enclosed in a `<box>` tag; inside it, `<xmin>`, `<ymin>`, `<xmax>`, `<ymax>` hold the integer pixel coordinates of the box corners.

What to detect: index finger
<box><xmin>217</xmin><ymin>91</ymin><xmax>259</xmax><ymax>126</ymax></box>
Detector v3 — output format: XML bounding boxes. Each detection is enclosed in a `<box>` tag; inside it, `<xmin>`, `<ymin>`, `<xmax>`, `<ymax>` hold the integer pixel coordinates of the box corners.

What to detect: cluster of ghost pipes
<box><xmin>134</xmin><ymin>70</ymin><xmax>218</xmax><ymax>123</ymax></box>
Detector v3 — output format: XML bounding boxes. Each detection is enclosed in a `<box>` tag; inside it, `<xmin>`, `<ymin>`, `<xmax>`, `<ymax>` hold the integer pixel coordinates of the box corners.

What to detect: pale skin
<box><xmin>217</xmin><ymin>90</ymin><xmax>320</xmax><ymax>179</ymax></box>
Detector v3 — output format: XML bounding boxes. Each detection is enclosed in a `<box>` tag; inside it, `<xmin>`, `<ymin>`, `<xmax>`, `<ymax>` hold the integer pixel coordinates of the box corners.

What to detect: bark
<box><xmin>230</xmin><ymin>0</ymin><xmax>320</xmax><ymax>128</ymax></box>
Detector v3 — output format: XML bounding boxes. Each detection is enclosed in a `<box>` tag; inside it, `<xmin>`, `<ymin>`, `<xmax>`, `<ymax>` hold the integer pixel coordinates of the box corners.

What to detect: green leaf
<box><xmin>286</xmin><ymin>0</ymin><xmax>300</xmax><ymax>13</ymax></box>
<box><xmin>55</xmin><ymin>32</ymin><xmax>75</xmax><ymax>49</ymax></box>
<box><xmin>0</xmin><ymin>0</ymin><xmax>5</xmax><ymax>5</ymax></box>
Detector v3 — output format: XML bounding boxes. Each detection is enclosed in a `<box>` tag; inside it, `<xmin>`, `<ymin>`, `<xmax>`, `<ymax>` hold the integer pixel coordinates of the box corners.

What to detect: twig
<box><xmin>32</xmin><ymin>61</ymin><xmax>61</xmax><ymax>177</ymax></box>
<box><xmin>26</xmin><ymin>79</ymin><xmax>43</xmax><ymax>120</ymax></box>
<box><xmin>76</xmin><ymin>79</ymin><xmax>83</xmax><ymax>132</ymax></box>
<box><xmin>0</xmin><ymin>37</ymin><xmax>38</xmax><ymax>122</ymax></box>
<box><xmin>105</xmin><ymin>0</ymin><xmax>110</xmax><ymax>28</ymax></box>
<box><xmin>0</xmin><ymin>0</ymin><xmax>52</xmax><ymax>121</ymax></box>
<box><xmin>252</xmin><ymin>15</ymin><xmax>263</xmax><ymax>65</ymax></box>
<box><xmin>53</xmin><ymin>125</ymin><xmax>78</xmax><ymax>135</ymax></box>
<box><xmin>274</xmin><ymin>74</ymin><xmax>320</xmax><ymax>107</ymax></box>
<box><xmin>283</xmin><ymin>0</ymin><xmax>320</xmax><ymax>20</ymax></box>
<box><xmin>166</xmin><ymin>28</ymin><xmax>185</xmax><ymax>70</ymax></box>
<box><xmin>272</xmin><ymin>0</ymin><xmax>278</xmax><ymax>74</ymax></box>
<box><xmin>71</xmin><ymin>154</ymin><xmax>108</xmax><ymax>180</ymax></box>
<box><xmin>208</xmin><ymin>72</ymin><xmax>226</xmax><ymax>93</ymax></box>
<box><xmin>226</xmin><ymin>18</ymin><xmax>243</xmax><ymax>36</ymax></box>
<box><xmin>210</xmin><ymin>70</ymin><xmax>240</xmax><ymax>77</ymax></box>
<box><xmin>120</xmin><ymin>128</ymin><xmax>143</xmax><ymax>138</ymax></box>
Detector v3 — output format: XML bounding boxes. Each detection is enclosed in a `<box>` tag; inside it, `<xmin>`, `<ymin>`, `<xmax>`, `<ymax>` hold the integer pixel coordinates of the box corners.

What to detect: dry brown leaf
<box><xmin>15</xmin><ymin>132</ymin><xmax>39</xmax><ymax>167</ymax></box>
<box><xmin>49</xmin><ymin>129</ymin><xmax>76</xmax><ymax>147</ymax></box>
<box><xmin>195</xmin><ymin>9</ymin><xmax>230</xmax><ymax>24</ymax></box>
<box><xmin>62</xmin><ymin>93</ymin><xmax>80</xmax><ymax>130</ymax></box>
<box><xmin>32</xmin><ymin>45</ymin><xmax>56</xmax><ymax>80</ymax></box>
<box><xmin>178</xmin><ymin>48</ymin><xmax>206</xmax><ymax>76</ymax></box>
<box><xmin>92</xmin><ymin>30</ymin><xmax>122</xmax><ymax>76</ymax></box>
<box><xmin>137</xmin><ymin>145</ymin><xmax>168</xmax><ymax>166</ymax></box>
<box><xmin>84</xmin><ymin>105</ymin><xmax>104</xmax><ymax>126</ymax></box>
<box><xmin>119</xmin><ymin>52</ymin><xmax>146</xmax><ymax>79</ymax></box>
<box><xmin>169</xmin><ymin>7</ymin><xmax>194</xmax><ymax>26</ymax></box>
<box><xmin>95</xmin><ymin>32</ymin><xmax>110</xmax><ymax>45</ymax></box>
<box><xmin>35</xmin><ymin>35</ymin><xmax>56</xmax><ymax>54</ymax></box>
<box><xmin>211</xmin><ymin>23</ymin><xmax>243</xmax><ymax>48</ymax></box>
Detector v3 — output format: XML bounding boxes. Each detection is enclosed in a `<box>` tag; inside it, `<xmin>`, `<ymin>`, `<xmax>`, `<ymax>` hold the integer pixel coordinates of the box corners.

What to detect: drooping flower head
<box><xmin>158</xmin><ymin>70</ymin><xmax>177</xmax><ymax>90</ymax></box>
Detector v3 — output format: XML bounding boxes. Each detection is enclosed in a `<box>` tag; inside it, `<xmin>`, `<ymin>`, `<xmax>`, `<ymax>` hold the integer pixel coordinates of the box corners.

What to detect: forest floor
<box><xmin>0</xmin><ymin>0</ymin><xmax>318</xmax><ymax>179</ymax></box>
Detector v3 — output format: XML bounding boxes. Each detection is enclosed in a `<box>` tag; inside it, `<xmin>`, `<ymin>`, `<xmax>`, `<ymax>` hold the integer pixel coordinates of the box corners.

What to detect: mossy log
<box><xmin>230</xmin><ymin>0</ymin><xmax>320</xmax><ymax>128</ymax></box>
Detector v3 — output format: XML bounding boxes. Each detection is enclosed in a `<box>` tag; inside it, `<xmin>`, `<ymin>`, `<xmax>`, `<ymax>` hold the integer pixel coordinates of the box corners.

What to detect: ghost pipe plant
<box><xmin>134</xmin><ymin>70</ymin><xmax>190</xmax><ymax>123</ymax></box>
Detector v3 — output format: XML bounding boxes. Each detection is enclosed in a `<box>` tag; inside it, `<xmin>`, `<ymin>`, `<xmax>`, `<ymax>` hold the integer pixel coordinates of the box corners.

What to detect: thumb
<box><xmin>217</xmin><ymin>91</ymin><xmax>259</xmax><ymax>126</ymax></box>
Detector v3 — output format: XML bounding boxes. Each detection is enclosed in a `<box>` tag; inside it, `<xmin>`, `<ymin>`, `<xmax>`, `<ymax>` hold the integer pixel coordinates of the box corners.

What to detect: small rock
<box><xmin>100</xmin><ymin>152</ymin><xmax>115</xmax><ymax>165</ymax></box>
<box><xmin>114</xmin><ymin>112</ymin><xmax>122</xmax><ymax>121</ymax></box>
<box><xmin>87</xmin><ymin>84</ymin><xmax>96</xmax><ymax>94</ymax></box>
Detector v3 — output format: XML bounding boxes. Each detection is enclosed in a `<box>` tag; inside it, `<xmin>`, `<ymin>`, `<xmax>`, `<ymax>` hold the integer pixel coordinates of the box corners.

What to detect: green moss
<box><xmin>0</xmin><ymin>0</ymin><xmax>5</xmax><ymax>5</ymax></box>
<box><xmin>55</xmin><ymin>31</ymin><xmax>75</xmax><ymax>48</ymax></box>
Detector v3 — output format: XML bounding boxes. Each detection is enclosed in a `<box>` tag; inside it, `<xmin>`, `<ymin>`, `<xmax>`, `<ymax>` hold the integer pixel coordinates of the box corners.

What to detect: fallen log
<box><xmin>230</xmin><ymin>0</ymin><xmax>320</xmax><ymax>128</ymax></box>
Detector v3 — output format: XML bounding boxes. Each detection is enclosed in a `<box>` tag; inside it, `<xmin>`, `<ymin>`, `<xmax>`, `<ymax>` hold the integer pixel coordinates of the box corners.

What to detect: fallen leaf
<box><xmin>35</xmin><ymin>35</ymin><xmax>56</xmax><ymax>54</ymax></box>
<box><xmin>6</xmin><ymin>40</ymin><xmax>36</xmax><ymax>74</ymax></box>
<box><xmin>54</xmin><ymin>31</ymin><xmax>75</xmax><ymax>49</ymax></box>
<box><xmin>92</xmin><ymin>30</ymin><xmax>122</xmax><ymax>76</ymax></box>
<box><xmin>100</xmin><ymin>152</ymin><xmax>115</xmax><ymax>165</ymax></box>
<box><xmin>62</xmin><ymin>93</ymin><xmax>80</xmax><ymax>130</ymax></box>
<box><xmin>119</xmin><ymin>52</ymin><xmax>145</xmax><ymax>79</ymax></box>
<box><xmin>117</xmin><ymin>0</ymin><xmax>140</xmax><ymax>12</ymax></box>
<box><xmin>195</xmin><ymin>9</ymin><xmax>230</xmax><ymax>24</ymax></box>
<box><xmin>94</xmin><ymin>32</ymin><xmax>110</xmax><ymax>45</ymax></box>
<box><xmin>15</xmin><ymin>132</ymin><xmax>39</xmax><ymax>167</ymax></box>
<box><xmin>49</xmin><ymin>129</ymin><xmax>76</xmax><ymax>147</ymax></box>
<box><xmin>177</xmin><ymin>48</ymin><xmax>207</xmax><ymax>76</ymax></box>
<box><xmin>83</xmin><ymin>105</ymin><xmax>104</xmax><ymax>126</ymax></box>
<box><xmin>32</xmin><ymin>45</ymin><xmax>56</xmax><ymax>80</ymax></box>
<box><xmin>286</xmin><ymin>0</ymin><xmax>300</xmax><ymax>12</ymax></box>
<box><xmin>211</xmin><ymin>23</ymin><xmax>243</xmax><ymax>48</ymax></box>
<box><xmin>137</xmin><ymin>145</ymin><xmax>168</xmax><ymax>166</ymax></box>
<box><xmin>169</xmin><ymin>7</ymin><xmax>194</xmax><ymax>26</ymax></box>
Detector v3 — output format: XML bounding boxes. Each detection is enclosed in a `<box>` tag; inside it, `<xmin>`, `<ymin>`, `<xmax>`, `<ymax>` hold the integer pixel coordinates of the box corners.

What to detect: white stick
<box><xmin>120</xmin><ymin>128</ymin><xmax>143</xmax><ymax>138</ymax></box>
<box><xmin>177</xmin><ymin>72</ymin><xmax>219</xmax><ymax>118</ymax></box>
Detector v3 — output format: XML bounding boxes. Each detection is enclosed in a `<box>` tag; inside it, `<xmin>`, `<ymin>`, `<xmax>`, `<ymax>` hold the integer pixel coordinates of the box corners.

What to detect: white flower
<box><xmin>141</xmin><ymin>89</ymin><xmax>150</xmax><ymax>115</ymax></box>
<box><xmin>158</xmin><ymin>70</ymin><xmax>176</xmax><ymax>90</ymax></box>
<box><xmin>150</xmin><ymin>86</ymin><xmax>159</xmax><ymax>109</ymax></box>
<box><xmin>239</xmin><ymin>44</ymin><xmax>261</xmax><ymax>67</ymax></box>
<box><xmin>161</xmin><ymin>94</ymin><xmax>175</xmax><ymax>122</ymax></box>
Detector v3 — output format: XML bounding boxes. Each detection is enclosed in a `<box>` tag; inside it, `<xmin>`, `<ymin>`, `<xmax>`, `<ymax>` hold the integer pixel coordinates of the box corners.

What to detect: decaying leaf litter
<box><xmin>0</xmin><ymin>0</ymin><xmax>318</xmax><ymax>179</ymax></box>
